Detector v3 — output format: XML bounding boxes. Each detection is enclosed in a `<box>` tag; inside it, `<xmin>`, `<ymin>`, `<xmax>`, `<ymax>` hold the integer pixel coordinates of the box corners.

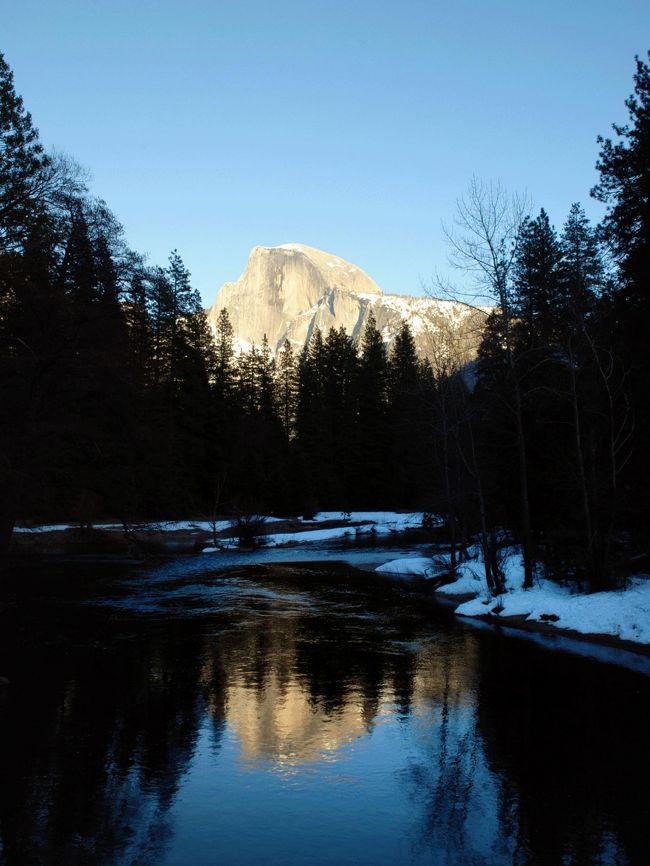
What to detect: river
<box><xmin>0</xmin><ymin>549</ymin><xmax>648</xmax><ymax>865</ymax></box>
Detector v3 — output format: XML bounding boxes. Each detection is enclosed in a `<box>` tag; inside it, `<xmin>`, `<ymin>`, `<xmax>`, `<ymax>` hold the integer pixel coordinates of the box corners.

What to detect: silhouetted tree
<box><xmin>447</xmin><ymin>178</ymin><xmax>535</xmax><ymax>587</ymax></box>
<box><xmin>592</xmin><ymin>51</ymin><xmax>650</xmax><ymax>550</ymax></box>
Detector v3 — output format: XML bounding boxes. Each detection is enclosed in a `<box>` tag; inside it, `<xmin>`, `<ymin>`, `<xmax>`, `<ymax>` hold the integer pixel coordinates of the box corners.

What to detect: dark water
<box><xmin>0</xmin><ymin>556</ymin><xmax>649</xmax><ymax>866</ymax></box>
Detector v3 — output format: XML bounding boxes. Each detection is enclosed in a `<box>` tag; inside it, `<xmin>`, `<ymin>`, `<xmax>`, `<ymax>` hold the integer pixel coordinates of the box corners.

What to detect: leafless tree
<box><xmin>434</xmin><ymin>177</ymin><xmax>536</xmax><ymax>589</ymax></box>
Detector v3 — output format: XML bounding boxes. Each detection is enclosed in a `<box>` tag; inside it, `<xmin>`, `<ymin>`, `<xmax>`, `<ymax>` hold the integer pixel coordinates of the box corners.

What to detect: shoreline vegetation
<box><xmin>6</xmin><ymin>511</ymin><xmax>650</xmax><ymax>661</ymax></box>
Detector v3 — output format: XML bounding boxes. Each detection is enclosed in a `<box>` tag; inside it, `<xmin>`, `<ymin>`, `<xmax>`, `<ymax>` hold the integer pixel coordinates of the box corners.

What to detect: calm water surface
<box><xmin>0</xmin><ymin>553</ymin><xmax>648</xmax><ymax>865</ymax></box>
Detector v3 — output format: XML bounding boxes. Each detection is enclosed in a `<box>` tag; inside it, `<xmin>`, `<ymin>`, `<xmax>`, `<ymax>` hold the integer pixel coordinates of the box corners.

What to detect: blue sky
<box><xmin>3</xmin><ymin>0</ymin><xmax>649</xmax><ymax>305</ymax></box>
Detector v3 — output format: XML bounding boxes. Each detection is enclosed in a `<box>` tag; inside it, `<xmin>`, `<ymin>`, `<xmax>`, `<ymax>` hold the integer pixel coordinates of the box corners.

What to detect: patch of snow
<box><xmin>385</xmin><ymin>543</ymin><xmax>650</xmax><ymax>647</ymax></box>
<box><xmin>14</xmin><ymin>523</ymin><xmax>76</xmax><ymax>533</ymax></box>
<box><xmin>376</xmin><ymin>557</ymin><xmax>437</xmax><ymax>577</ymax></box>
<box><xmin>13</xmin><ymin>516</ymin><xmax>286</xmax><ymax>535</ymax></box>
<box><xmin>311</xmin><ymin>511</ymin><xmax>425</xmax><ymax>532</ymax></box>
<box><xmin>265</xmin><ymin>526</ymin><xmax>356</xmax><ymax>546</ymax></box>
<box><xmin>234</xmin><ymin>337</ymin><xmax>253</xmax><ymax>354</ymax></box>
<box><xmin>439</xmin><ymin>561</ymin><xmax>486</xmax><ymax>595</ymax></box>
<box><xmin>455</xmin><ymin>576</ymin><xmax>650</xmax><ymax>644</ymax></box>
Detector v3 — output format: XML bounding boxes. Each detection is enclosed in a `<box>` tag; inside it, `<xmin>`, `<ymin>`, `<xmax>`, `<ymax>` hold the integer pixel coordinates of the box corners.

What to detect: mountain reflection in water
<box><xmin>0</xmin><ymin>561</ymin><xmax>648</xmax><ymax>866</ymax></box>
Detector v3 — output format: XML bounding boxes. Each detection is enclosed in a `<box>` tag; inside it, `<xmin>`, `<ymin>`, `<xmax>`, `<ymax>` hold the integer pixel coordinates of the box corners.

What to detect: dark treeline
<box><xmin>0</xmin><ymin>49</ymin><xmax>436</xmax><ymax>538</ymax></box>
<box><xmin>1</xmin><ymin>50</ymin><xmax>649</xmax><ymax>588</ymax></box>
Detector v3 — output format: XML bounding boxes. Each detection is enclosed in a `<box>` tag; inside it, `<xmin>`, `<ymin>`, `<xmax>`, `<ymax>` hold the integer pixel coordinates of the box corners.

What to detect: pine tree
<box><xmin>275</xmin><ymin>339</ymin><xmax>298</xmax><ymax>438</ymax></box>
<box><xmin>257</xmin><ymin>335</ymin><xmax>277</xmax><ymax>418</ymax></box>
<box><xmin>324</xmin><ymin>326</ymin><xmax>359</xmax><ymax>503</ymax></box>
<box><xmin>357</xmin><ymin>312</ymin><xmax>387</xmax><ymax>413</ymax></box>
<box><xmin>387</xmin><ymin>322</ymin><xmax>429</xmax><ymax>506</ymax></box>
<box><xmin>295</xmin><ymin>329</ymin><xmax>327</xmax><ymax>506</ymax></box>
<box><xmin>297</xmin><ymin>328</ymin><xmax>327</xmax><ymax>443</ymax></box>
<box><xmin>592</xmin><ymin>52</ymin><xmax>650</xmax><ymax>304</ymax></box>
<box><xmin>558</xmin><ymin>204</ymin><xmax>603</xmax><ymax>326</ymax></box>
<box><xmin>237</xmin><ymin>345</ymin><xmax>261</xmax><ymax>415</ymax></box>
<box><xmin>213</xmin><ymin>307</ymin><xmax>236</xmax><ymax>405</ymax></box>
<box><xmin>166</xmin><ymin>249</ymin><xmax>193</xmax><ymax>386</ymax></box>
<box><xmin>0</xmin><ymin>51</ymin><xmax>49</xmax><ymax>253</ymax></box>
<box><xmin>511</xmin><ymin>209</ymin><xmax>563</xmax><ymax>349</ymax></box>
<box><xmin>148</xmin><ymin>266</ymin><xmax>175</xmax><ymax>386</ymax></box>
<box><xmin>388</xmin><ymin>321</ymin><xmax>419</xmax><ymax>400</ymax></box>
<box><xmin>592</xmin><ymin>52</ymin><xmax>650</xmax><ymax>553</ymax></box>
<box><xmin>123</xmin><ymin>268</ymin><xmax>154</xmax><ymax>390</ymax></box>
<box><xmin>355</xmin><ymin>312</ymin><xmax>388</xmax><ymax>505</ymax></box>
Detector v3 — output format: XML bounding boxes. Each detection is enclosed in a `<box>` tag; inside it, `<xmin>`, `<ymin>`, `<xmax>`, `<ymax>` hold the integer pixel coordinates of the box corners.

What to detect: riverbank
<box><xmin>5</xmin><ymin>511</ymin><xmax>428</xmax><ymax>571</ymax></box>
<box><xmin>8</xmin><ymin>515</ymin><xmax>650</xmax><ymax>661</ymax></box>
<box><xmin>374</xmin><ymin>549</ymin><xmax>650</xmax><ymax>654</ymax></box>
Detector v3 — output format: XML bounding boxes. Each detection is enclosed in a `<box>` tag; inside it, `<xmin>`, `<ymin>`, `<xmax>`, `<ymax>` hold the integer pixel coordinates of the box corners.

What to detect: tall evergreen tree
<box><xmin>558</xmin><ymin>203</ymin><xmax>603</xmax><ymax>327</ymax></box>
<box><xmin>275</xmin><ymin>338</ymin><xmax>298</xmax><ymax>439</ymax></box>
<box><xmin>388</xmin><ymin>321</ymin><xmax>419</xmax><ymax>399</ymax></box>
<box><xmin>356</xmin><ymin>313</ymin><xmax>388</xmax><ymax>505</ymax></box>
<box><xmin>592</xmin><ymin>52</ymin><xmax>650</xmax><ymax>305</ymax></box>
<box><xmin>0</xmin><ymin>50</ymin><xmax>49</xmax><ymax>252</ymax></box>
<box><xmin>387</xmin><ymin>322</ymin><xmax>429</xmax><ymax>506</ymax></box>
<box><xmin>323</xmin><ymin>326</ymin><xmax>359</xmax><ymax>504</ymax></box>
<box><xmin>295</xmin><ymin>329</ymin><xmax>328</xmax><ymax>507</ymax></box>
<box><xmin>592</xmin><ymin>52</ymin><xmax>650</xmax><ymax>550</ymax></box>
<box><xmin>213</xmin><ymin>308</ymin><xmax>236</xmax><ymax>405</ymax></box>
<box><xmin>511</xmin><ymin>209</ymin><xmax>563</xmax><ymax>349</ymax></box>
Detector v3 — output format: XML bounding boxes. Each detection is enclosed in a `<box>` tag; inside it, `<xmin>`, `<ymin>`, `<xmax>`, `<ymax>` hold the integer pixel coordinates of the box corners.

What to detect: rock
<box><xmin>207</xmin><ymin>244</ymin><xmax>488</xmax><ymax>364</ymax></box>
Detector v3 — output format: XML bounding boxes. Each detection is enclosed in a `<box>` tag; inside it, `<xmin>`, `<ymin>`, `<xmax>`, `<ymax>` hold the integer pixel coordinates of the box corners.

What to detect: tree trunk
<box><xmin>568</xmin><ymin>350</ymin><xmax>597</xmax><ymax>587</ymax></box>
<box><xmin>0</xmin><ymin>472</ymin><xmax>16</xmax><ymax>560</ymax></box>
<box><xmin>512</xmin><ymin>374</ymin><xmax>534</xmax><ymax>589</ymax></box>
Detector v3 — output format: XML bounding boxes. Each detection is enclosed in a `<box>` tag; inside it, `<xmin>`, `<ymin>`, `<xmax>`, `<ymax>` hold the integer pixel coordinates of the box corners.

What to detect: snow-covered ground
<box><xmin>204</xmin><ymin>512</ymin><xmax>424</xmax><ymax>550</ymax></box>
<box><xmin>309</xmin><ymin>511</ymin><xmax>427</xmax><ymax>528</ymax></box>
<box><xmin>375</xmin><ymin>548</ymin><xmax>650</xmax><ymax>647</ymax></box>
<box><xmin>263</xmin><ymin>512</ymin><xmax>423</xmax><ymax>546</ymax></box>
<box><xmin>456</xmin><ymin>574</ymin><xmax>650</xmax><ymax>644</ymax></box>
<box><xmin>14</xmin><ymin>511</ymin><xmax>423</xmax><ymax>538</ymax></box>
<box><xmin>376</xmin><ymin>556</ymin><xmax>438</xmax><ymax>577</ymax></box>
<box><xmin>13</xmin><ymin>518</ymin><xmax>285</xmax><ymax>534</ymax></box>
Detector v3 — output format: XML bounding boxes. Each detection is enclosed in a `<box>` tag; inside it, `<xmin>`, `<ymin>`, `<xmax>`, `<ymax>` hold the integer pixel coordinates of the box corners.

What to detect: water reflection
<box><xmin>0</xmin><ymin>563</ymin><xmax>648</xmax><ymax>865</ymax></box>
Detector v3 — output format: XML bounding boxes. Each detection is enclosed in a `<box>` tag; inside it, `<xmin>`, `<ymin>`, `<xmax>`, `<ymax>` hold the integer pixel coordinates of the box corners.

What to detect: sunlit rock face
<box><xmin>207</xmin><ymin>244</ymin><xmax>486</xmax><ymax>364</ymax></box>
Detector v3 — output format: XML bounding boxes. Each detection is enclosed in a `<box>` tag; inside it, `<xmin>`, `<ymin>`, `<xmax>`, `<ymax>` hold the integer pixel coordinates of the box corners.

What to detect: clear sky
<box><xmin>2</xmin><ymin>0</ymin><xmax>649</xmax><ymax>305</ymax></box>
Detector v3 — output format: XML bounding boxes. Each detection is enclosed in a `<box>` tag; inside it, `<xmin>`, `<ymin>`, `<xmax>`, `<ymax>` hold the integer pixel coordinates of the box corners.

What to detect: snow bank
<box><xmin>257</xmin><ymin>512</ymin><xmax>423</xmax><ymax>546</ymax></box>
<box><xmin>376</xmin><ymin>557</ymin><xmax>438</xmax><ymax>577</ymax></box>
<box><xmin>456</xmin><ymin>576</ymin><xmax>650</xmax><ymax>644</ymax></box>
<box><xmin>13</xmin><ymin>516</ymin><xmax>285</xmax><ymax>534</ymax></box>
<box><xmin>264</xmin><ymin>526</ymin><xmax>356</xmax><ymax>546</ymax></box>
<box><xmin>311</xmin><ymin>511</ymin><xmax>425</xmax><ymax>530</ymax></box>
<box><xmin>14</xmin><ymin>523</ymin><xmax>117</xmax><ymax>533</ymax></box>
<box><xmin>438</xmin><ymin>561</ymin><xmax>486</xmax><ymax>595</ymax></box>
<box><xmin>374</xmin><ymin>546</ymin><xmax>487</xmax><ymax>587</ymax></box>
<box><xmin>376</xmin><ymin>545</ymin><xmax>650</xmax><ymax>647</ymax></box>
<box><xmin>14</xmin><ymin>513</ymin><xmax>418</xmax><ymax>535</ymax></box>
<box><xmin>196</xmin><ymin>512</ymin><xmax>426</xmax><ymax>550</ymax></box>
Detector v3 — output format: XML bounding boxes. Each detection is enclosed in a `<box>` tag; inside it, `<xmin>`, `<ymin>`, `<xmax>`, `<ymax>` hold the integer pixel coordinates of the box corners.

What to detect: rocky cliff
<box><xmin>207</xmin><ymin>244</ymin><xmax>486</xmax><ymax>366</ymax></box>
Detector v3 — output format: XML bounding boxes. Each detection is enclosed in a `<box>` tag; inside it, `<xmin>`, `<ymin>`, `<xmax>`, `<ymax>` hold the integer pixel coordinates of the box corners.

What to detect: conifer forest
<box><xmin>1</xmin><ymin>50</ymin><xmax>650</xmax><ymax>594</ymax></box>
